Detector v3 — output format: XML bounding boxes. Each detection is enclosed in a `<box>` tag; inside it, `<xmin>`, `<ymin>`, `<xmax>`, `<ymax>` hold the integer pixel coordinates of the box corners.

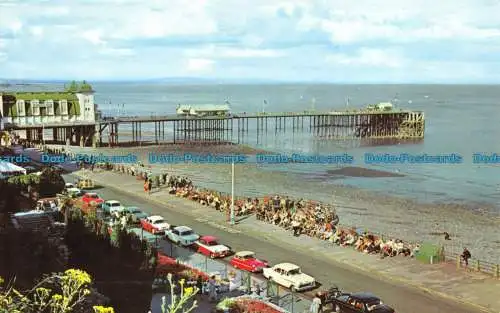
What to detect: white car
<box><xmin>102</xmin><ymin>200</ymin><xmax>125</xmax><ymax>214</ymax></box>
<box><xmin>66</xmin><ymin>187</ymin><xmax>83</xmax><ymax>197</ymax></box>
<box><xmin>141</xmin><ymin>215</ymin><xmax>170</xmax><ymax>234</ymax></box>
<box><xmin>195</xmin><ymin>236</ymin><xmax>232</xmax><ymax>258</ymax></box>
<box><xmin>262</xmin><ymin>263</ymin><xmax>316</xmax><ymax>292</ymax></box>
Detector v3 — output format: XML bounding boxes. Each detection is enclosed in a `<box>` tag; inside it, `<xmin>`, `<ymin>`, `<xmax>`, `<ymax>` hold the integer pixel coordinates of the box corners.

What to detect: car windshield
<box><xmin>130</xmin><ymin>209</ymin><xmax>141</xmax><ymax>213</ymax></box>
<box><xmin>181</xmin><ymin>231</ymin><xmax>193</xmax><ymax>236</ymax></box>
<box><xmin>89</xmin><ymin>194</ymin><xmax>98</xmax><ymax>198</ymax></box>
<box><xmin>288</xmin><ymin>268</ymin><xmax>301</xmax><ymax>275</ymax></box>
<box><xmin>153</xmin><ymin>219</ymin><xmax>165</xmax><ymax>224</ymax></box>
<box><xmin>206</xmin><ymin>240</ymin><xmax>218</xmax><ymax>246</ymax></box>
<box><xmin>111</xmin><ymin>203</ymin><xmax>120</xmax><ymax>206</ymax></box>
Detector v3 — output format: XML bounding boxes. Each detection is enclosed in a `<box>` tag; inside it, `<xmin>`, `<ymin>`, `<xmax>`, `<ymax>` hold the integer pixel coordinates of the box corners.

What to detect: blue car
<box><xmin>166</xmin><ymin>226</ymin><xmax>200</xmax><ymax>246</ymax></box>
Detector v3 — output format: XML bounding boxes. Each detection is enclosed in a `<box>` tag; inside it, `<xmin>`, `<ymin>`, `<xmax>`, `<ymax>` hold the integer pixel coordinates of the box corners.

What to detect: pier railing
<box><xmin>105</xmin><ymin>108</ymin><xmax>421</xmax><ymax>121</ymax></box>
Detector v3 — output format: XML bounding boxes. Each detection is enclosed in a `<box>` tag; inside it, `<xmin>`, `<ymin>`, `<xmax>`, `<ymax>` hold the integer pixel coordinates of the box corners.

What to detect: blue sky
<box><xmin>1</xmin><ymin>0</ymin><xmax>500</xmax><ymax>83</ymax></box>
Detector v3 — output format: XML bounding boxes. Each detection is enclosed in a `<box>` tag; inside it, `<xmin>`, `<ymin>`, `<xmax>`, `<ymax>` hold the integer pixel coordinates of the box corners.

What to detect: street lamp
<box><xmin>230</xmin><ymin>161</ymin><xmax>235</xmax><ymax>225</ymax></box>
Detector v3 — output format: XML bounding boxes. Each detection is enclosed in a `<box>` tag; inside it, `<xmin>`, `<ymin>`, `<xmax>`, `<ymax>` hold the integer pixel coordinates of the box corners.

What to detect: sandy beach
<box><xmin>59</xmin><ymin>144</ymin><xmax>500</xmax><ymax>264</ymax></box>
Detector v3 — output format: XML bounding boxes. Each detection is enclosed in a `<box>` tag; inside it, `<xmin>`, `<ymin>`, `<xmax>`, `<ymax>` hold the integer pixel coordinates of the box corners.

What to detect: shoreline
<box><xmin>52</xmin><ymin>144</ymin><xmax>500</xmax><ymax>263</ymax></box>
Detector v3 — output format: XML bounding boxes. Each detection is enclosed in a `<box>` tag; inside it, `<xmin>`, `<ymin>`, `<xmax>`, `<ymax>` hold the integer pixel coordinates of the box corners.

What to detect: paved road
<box><xmin>64</xmin><ymin>174</ymin><xmax>483</xmax><ymax>313</ymax></box>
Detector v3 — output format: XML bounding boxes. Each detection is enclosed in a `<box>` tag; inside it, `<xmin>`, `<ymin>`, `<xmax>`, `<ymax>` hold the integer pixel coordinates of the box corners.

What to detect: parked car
<box><xmin>76</xmin><ymin>178</ymin><xmax>95</xmax><ymax>189</ymax></box>
<box><xmin>65</xmin><ymin>187</ymin><xmax>83</xmax><ymax>198</ymax></box>
<box><xmin>166</xmin><ymin>226</ymin><xmax>199</xmax><ymax>246</ymax></box>
<box><xmin>230</xmin><ymin>251</ymin><xmax>269</xmax><ymax>272</ymax></box>
<box><xmin>140</xmin><ymin>215</ymin><xmax>170</xmax><ymax>234</ymax></box>
<box><xmin>124</xmin><ymin>206</ymin><xmax>149</xmax><ymax>223</ymax></box>
<box><xmin>81</xmin><ymin>192</ymin><xmax>104</xmax><ymax>206</ymax></box>
<box><xmin>195</xmin><ymin>236</ymin><xmax>232</xmax><ymax>258</ymax></box>
<box><xmin>102</xmin><ymin>200</ymin><xmax>124</xmax><ymax>214</ymax></box>
<box><xmin>328</xmin><ymin>292</ymin><xmax>395</xmax><ymax>313</ymax></box>
<box><xmin>262</xmin><ymin>263</ymin><xmax>316</xmax><ymax>292</ymax></box>
<box><xmin>24</xmin><ymin>166</ymin><xmax>37</xmax><ymax>174</ymax></box>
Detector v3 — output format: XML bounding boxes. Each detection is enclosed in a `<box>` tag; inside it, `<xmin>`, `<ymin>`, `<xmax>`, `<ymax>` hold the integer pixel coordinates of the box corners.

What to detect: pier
<box><xmin>4</xmin><ymin>109</ymin><xmax>425</xmax><ymax>147</ymax></box>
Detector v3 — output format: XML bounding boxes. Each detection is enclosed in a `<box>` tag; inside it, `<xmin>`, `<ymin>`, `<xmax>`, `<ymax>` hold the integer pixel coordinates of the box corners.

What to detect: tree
<box><xmin>161</xmin><ymin>273</ymin><xmax>198</xmax><ymax>313</ymax></box>
<box><xmin>79</xmin><ymin>81</ymin><xmax>93</xmax><ymax>92</ymax></box>
<box><xmin>66</xmin><ymin>81</ymin><xmax>78</xmax><ymax>93</ymax></box>
<box><xmin>38</xmin><ymin>168</ymin><xmax>65</xmax><ymax>197</ymax></box>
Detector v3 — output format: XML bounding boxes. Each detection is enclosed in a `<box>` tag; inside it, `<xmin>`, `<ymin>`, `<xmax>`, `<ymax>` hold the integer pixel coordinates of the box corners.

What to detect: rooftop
<box><xmin>149</xmin><ymin>215</ymin><xmax>164</xmax><ymax>221</ymax></box>
<box><xmin>235</xmin><ymin>250</ymin><xmax>255</xmax><ymax>257</ymax></box>
<box><xmin>200</xmin><ymin>235</ymin><xmax>217</xmax><ymax>242</ymax></box>
<box><xmin>350</xmin><ymin>292</ymin><xmax>380</xmax><ymax>301</ymax></box>
<box><xmin>1</xmin><ymin>92</ymin><xmax>79</xmax><ymax>101</ymax></box>
<box><xmin>177</xmin><ymin>104</ymin><xmax>230</xmax><ymax>111</ymax></box>
<box><xmin>12</xmin><ymin>211</ymin><xmax>55</xmax><ymax>231</ymax></box>
<box><xmin>275</xmin><ymin>262</ymin><xmax>300</xmax><ymax>271</ymax></box>
<box><xmin>174</xmin><ymin>225</ymin><xmax>192</xmax><ymax>232</ymax></box>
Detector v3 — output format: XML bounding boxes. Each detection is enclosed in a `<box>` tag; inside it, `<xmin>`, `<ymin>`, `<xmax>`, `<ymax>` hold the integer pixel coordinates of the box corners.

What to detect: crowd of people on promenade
<box><xmin>13</xmin><ymin>141</ymin><xmax>424</xmax><ymax>263</ymax></box>
<box><xmin>102</xmin><ymin>162</ymin><xmax>422</xmax><ymax>261</ymax></box>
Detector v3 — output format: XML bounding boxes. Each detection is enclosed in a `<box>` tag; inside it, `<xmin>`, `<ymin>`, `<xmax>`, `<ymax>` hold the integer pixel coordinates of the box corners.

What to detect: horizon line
<box><xmin>1</xmin><ymin>77</ymin><xmax>500</xmax><ymax>85</ymax></box>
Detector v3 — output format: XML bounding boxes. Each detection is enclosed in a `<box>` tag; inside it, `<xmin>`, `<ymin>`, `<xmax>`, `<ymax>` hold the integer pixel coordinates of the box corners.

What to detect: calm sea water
<box><xmin>12</xmin><ymin>83</ymin><xmax>500</xmax><ymax>208</ymax></box>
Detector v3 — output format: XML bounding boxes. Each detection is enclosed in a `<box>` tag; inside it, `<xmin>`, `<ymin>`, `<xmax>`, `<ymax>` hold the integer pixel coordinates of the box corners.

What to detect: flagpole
<box><xmin>230</xmin><ymin>161</ymin><xmax>235</xmax><ymax>225</ymax></box>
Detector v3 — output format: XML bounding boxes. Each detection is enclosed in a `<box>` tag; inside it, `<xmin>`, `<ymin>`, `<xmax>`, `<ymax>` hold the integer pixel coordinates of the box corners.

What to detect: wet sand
<box><xmin>327</xmin><ymin>166</ymin><xmax>405</xmax><ymax>178</ymax></box>
<box><xmin>58</xmin><ymin>144</ymin><xmax>500</xmax><ymax>263</ymax></box>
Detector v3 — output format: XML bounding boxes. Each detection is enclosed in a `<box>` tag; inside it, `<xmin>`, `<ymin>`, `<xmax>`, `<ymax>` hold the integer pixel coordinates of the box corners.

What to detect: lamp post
<box><xmin>230</xmin><ymin>161</ymin><xmax>235</xmax><ymax>225</ymax></box>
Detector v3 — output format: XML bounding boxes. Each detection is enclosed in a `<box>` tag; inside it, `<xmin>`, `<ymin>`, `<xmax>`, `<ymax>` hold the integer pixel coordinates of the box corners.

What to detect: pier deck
<box><xmin>5</xmin><ymin>109</ymin><xmax>425</xmax><ymax>147</ymax></box>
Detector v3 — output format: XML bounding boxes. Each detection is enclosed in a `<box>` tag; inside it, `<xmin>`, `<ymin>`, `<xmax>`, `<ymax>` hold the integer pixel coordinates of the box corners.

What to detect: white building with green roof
<box><xmin>0</xmin><ymin>81</ymin><xmax>98</xmax><ymax>128</ymax></box>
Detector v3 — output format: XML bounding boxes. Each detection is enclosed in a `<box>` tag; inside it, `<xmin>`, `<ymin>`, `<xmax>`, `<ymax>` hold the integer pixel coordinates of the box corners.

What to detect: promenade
<box><xmin>71</xmin><ymin>169</ymin><xmax>500</xmax><ymax>313</ymax></box>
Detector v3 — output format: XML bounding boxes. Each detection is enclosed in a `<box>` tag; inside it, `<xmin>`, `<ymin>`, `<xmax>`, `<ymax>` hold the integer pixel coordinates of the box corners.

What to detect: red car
<box><xmin>81</xmin><ymin>192</ymin><xmax>104</xmax><ymax>205</ymax></box>
<box><xmin>229</xmin><ymin>250</ymin><xmax>269</xmax><ymax>272</ymax></box>
<box><xmin>140</xmin><ymin>215</ymin><xmax>170</xmax><ymax>234</ymax></box>
<box><xmin>195</xmin><ymin>236</ymin><xmax>232</xmax><ymax>258</ymax></box>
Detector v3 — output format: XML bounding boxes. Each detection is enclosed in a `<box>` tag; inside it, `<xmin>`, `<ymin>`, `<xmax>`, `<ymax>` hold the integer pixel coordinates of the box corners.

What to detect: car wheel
<box><xmin>210</xmin><ymin>253</ymin><xmax>215</xmax><ymax>259</ymax></box>
<box><xmin>290</xmin><ymin>286</ymin><xmax>297</xmax><ymax>293</ymax></box>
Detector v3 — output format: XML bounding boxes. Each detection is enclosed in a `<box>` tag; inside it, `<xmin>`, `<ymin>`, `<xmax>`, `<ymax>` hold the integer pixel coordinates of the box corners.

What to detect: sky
<box><xmin>0</xmin><ymin>0</ymin><xmax>500</xmax><ymax>83</ymax></box>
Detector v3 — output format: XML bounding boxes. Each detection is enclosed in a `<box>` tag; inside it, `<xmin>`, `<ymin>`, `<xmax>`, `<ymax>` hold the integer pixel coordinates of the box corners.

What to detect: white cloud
<box><xmin>99</xmin><ymin>48</ymin><xmax>135</xmax><ymax>57</ymax></box>
<box><xmin>29</xmin><ymin>26</ymin><xmax>43</xmax><ymax>37</ymax></box>
<box><xmin>186</xmin><ymin>45</ymin><xmax>284</xmax><ymax>59</ymax></box>
<box><xmin>81</xmin><ymin>30</ymin><xmax>105</xmax><ymax>46</ymax></box>
<box><xmin>293</xmin><ymin>0</ymin><xmax>500</xmax><ymax>43</ymax></box>
<box><xmin>0</xmin><ymin>0</ymin><xmax>499</xmax><ymax>81</ymax></box>
<box><xmin>187</xmin><ymin>58</ymin><xmax>214</xmax><ymax>72</ymax></box>
<box><xmin>326</xmin><ymin>48</ymin><xmax>406</xmax><ymax>68</ymax></box>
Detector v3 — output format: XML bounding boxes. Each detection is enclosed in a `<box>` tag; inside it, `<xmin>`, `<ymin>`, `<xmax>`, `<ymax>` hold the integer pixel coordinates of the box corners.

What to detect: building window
<box><xmin>16</xmin><ymin>100</ymin><xmax>26</xmax><ymax>116</ymax></box>
<box><xmin>45</xmin><ymin>100</ymin><xmax>54</xmax><ymax>115</ymax></box>
<box><xmin>31</xmin><ymin>100</ymin><xmax>39</xmax><ymax>116</ymax></box>
<box><xmin>60</xmin><ymin>100</ymin><xmax>68</xmax><ymax>115</ymax></box>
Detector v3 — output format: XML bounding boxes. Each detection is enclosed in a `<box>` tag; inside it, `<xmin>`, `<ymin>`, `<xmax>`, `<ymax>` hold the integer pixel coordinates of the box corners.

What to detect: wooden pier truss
<box><xmin>4</xmin><ymin>109</ymin><xmax>425</xmax><ymax>147</ymax></box>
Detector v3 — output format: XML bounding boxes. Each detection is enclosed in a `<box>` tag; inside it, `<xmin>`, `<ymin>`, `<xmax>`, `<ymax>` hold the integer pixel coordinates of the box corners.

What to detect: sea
<box><xmin>8</xmin><ymin>83</ymin><xmax>500</xmax><ymax>210</ymax></box>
